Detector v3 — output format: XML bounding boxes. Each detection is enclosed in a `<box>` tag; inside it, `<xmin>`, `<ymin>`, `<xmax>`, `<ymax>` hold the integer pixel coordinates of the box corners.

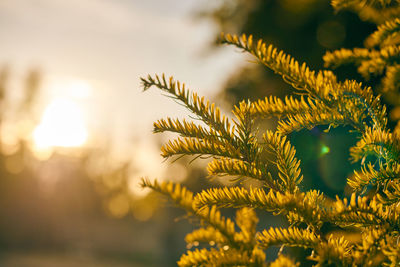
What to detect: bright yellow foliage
<box><xmin>141</xmin><ymin>0</ymin><xmax>400</xmax><ymax>266</ymax></box>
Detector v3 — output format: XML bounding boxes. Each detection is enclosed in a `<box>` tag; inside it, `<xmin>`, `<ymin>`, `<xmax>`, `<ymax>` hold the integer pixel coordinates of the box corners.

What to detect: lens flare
<box><xmin>320</xmin><ymin>144</ymin><xmax>330</xmax><ymax>157</ymax></box>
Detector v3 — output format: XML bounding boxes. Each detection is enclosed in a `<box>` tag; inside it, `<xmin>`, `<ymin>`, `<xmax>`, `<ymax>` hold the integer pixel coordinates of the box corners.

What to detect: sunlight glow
<box><xmin>33</xmin><ymin>98</ymin><xmax>88</xmax><ymax>149</ymax></box>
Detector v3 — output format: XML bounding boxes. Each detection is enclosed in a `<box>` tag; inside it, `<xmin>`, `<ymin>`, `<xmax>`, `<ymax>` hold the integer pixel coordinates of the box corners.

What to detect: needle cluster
<box><xmin>141</xmin><ymin>1</ymin><xmax>400</xmax><ymax>266</ymax></box>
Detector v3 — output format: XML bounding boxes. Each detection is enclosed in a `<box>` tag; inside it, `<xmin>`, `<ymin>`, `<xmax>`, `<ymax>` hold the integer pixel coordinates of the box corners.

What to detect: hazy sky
<box><xmin>0</xmin><ymin>0</ymin><xmax>247</xmax><ymax>184</ymax></box>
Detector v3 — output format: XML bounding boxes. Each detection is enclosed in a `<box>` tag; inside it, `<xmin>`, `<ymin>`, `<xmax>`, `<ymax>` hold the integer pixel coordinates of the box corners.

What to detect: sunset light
<box><xmin>33</xmin><ymin>98</ymin><xmax>88</xmax><ymax>149</ymax></box>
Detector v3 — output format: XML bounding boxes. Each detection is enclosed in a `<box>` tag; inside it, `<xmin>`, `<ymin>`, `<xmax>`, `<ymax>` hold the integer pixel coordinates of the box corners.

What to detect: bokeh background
<box><xmin>0</xmin><ymin>0</ymin><xmax>376</xmax><ymax>266</ymax></box>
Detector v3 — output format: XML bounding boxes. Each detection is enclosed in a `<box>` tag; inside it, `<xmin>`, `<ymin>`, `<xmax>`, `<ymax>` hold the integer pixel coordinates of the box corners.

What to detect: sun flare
<box><xmin>33</xmin><ymin>98</ymin><xmax>88</xmax><ymax>149</ymax></box>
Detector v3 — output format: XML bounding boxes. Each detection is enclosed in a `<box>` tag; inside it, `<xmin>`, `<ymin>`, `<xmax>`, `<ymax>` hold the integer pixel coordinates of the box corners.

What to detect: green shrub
<box><xmin>141</xmin><ymin>1</ymin><xmax>400</xmax><ymax>266</ymax></box>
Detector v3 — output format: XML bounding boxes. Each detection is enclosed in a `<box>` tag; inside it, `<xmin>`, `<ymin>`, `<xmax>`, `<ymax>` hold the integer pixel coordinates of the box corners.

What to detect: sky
<box><xmin>0</xmin><ymin>0</ymin><xmax>247</xmax><ymax>187</ymax></box>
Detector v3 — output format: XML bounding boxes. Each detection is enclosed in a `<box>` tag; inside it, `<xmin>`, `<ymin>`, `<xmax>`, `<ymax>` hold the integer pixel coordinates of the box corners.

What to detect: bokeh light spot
<box><xmin>107</xmin><ymin>194</ymin><xmax>130</xmax><ymax>218</ymax></box>
<box><xmin>5</xmin><ymin>156</ymin><xmax>24</xmax><ymax>174</ymax></box>
<box><xmin>320</xmin><ymin>144</ymin><xmax>330</xmax><ymax>157</ymax></box>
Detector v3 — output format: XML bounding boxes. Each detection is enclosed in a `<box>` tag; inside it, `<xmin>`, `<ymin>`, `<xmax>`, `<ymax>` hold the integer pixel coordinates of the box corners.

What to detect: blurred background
<box><xmin>0</xmin><ymin>0</ymin><xmax>376</xmax><ymax>266</ymax></box>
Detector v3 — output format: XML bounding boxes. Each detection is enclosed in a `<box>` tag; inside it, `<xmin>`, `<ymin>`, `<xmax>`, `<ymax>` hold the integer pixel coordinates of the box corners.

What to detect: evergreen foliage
<box><xmin>141</xmin><ymin>1</ymin><xmax>400</xmax><ymax>266</ymax></box>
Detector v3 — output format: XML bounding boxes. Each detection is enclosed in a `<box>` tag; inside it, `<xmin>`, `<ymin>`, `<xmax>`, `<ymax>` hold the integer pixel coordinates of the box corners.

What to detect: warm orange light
<box><xmin>33</xmin><ymin>98</ymin><xmax>88</xmax><ymax>149</ymax></box>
